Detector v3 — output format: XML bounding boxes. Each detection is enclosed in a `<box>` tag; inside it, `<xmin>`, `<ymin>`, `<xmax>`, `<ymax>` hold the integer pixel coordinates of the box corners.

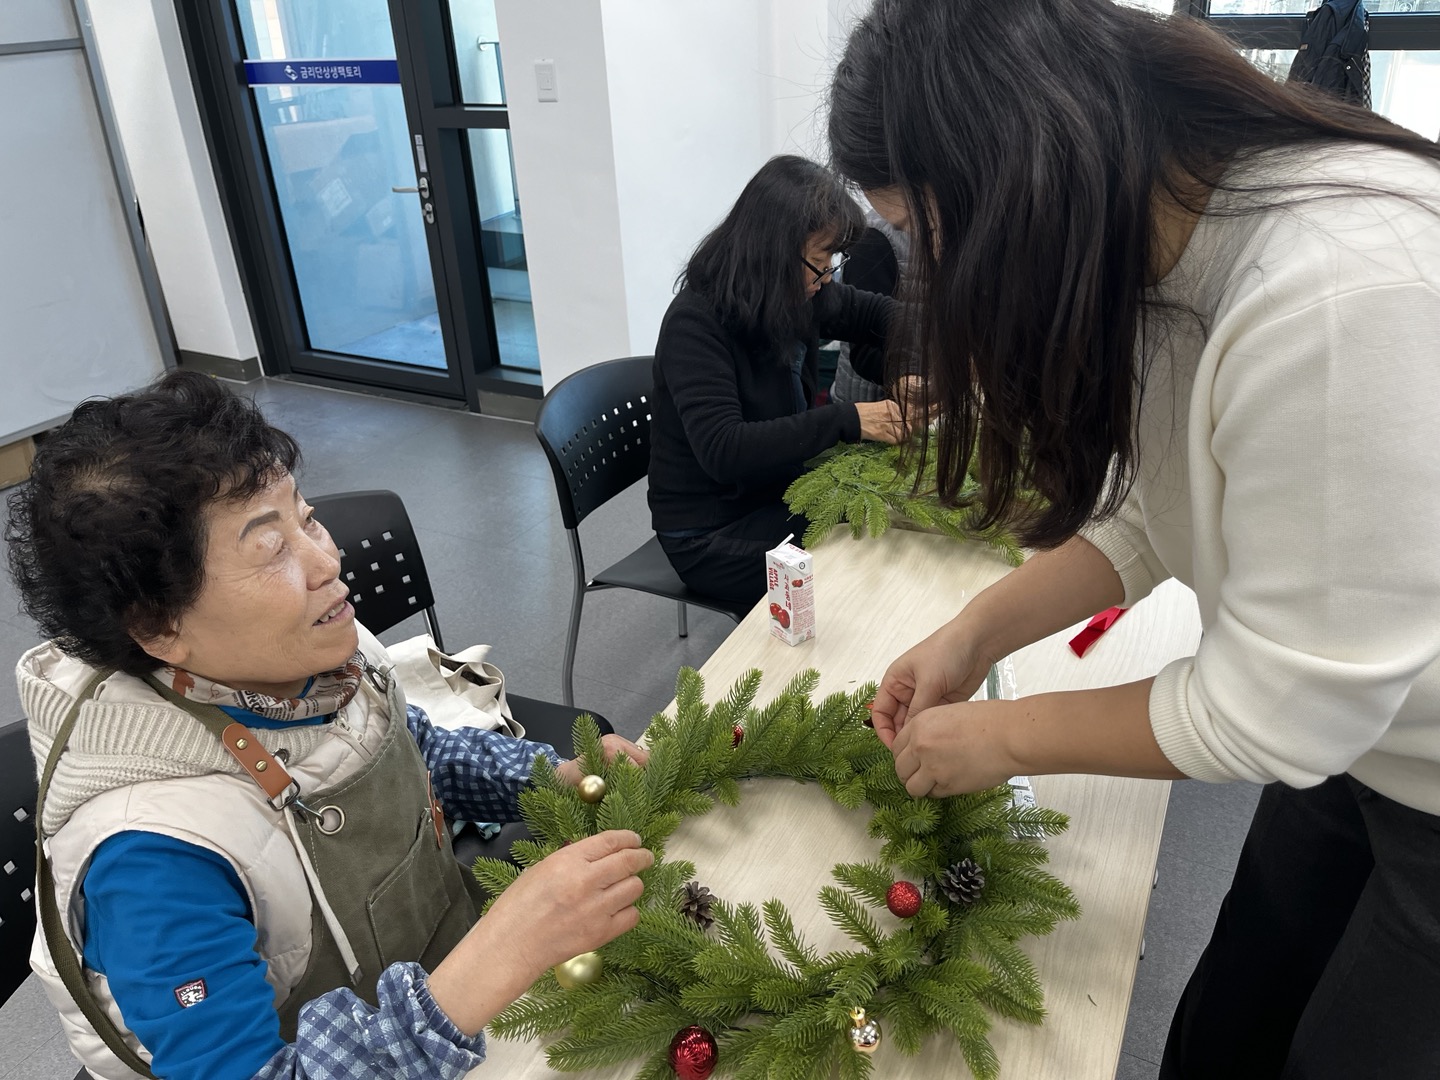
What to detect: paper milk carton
<box><xmin>765</xmin><ymin>540</ymin><xmax>814</xmax><ymax>645</ymax></box>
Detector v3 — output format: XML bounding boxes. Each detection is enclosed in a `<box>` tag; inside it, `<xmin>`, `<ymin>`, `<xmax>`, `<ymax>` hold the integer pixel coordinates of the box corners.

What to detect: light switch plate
<box><xmin>534</xmin><ymin>60</ymin><xmax>558</xmax><ymax>103</ymax></box>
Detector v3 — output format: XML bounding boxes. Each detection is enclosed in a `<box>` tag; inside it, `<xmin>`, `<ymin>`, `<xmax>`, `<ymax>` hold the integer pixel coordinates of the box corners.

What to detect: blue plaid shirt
<box><xmin>80</xmin><ymin>705</ymin><xmax>560</xmax><ymax>1080</ymax></box>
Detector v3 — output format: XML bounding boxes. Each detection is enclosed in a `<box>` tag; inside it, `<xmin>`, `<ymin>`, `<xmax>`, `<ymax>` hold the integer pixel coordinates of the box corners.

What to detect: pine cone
<box><xmin>680</xmin><ymin>880</ymin><xmax>716</xmax><ymax>930</ymax></box>
<box><xmin>938</xmin><ymin>859</ymin><xmax>986</xmax><ymax>905</ymax></box>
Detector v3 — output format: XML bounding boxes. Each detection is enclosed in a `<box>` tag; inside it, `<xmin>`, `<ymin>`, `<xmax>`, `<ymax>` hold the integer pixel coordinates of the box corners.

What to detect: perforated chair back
<box><xmin>534</xmin><ymin>356</ymin><xmax>654</xmax><ymax>530</ymax></box>
<box><xmin>310</xmin><ymin>490</ymin><xmax>445</xmax><ymax>651</ymax></box>
<box><xmin>0</xmin><ymin>721</ymin><xmax>38</xmax><ymax>1005</ymax></box>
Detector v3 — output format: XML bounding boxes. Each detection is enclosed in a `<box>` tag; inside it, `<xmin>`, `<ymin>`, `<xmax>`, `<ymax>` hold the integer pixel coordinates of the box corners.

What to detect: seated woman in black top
<box><xmin>648</xmin><ymin>155</ymin><xmax>906</xmax><ymax>606</ymax></box>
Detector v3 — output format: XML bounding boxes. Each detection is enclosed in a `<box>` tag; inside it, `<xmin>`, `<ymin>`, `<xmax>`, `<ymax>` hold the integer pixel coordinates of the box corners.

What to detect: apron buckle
<box><xmin>267</xmin><ymin>778</ymin><xmax>303</xmax><ymax>813</ymax></box>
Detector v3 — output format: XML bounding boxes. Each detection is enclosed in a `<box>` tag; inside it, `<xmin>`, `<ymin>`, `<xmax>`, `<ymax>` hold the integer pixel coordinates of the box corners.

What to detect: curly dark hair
<box><xmin>6</xmin><ymin>371</ymin><xmax>302</xmax><ymax>676</ymax></box>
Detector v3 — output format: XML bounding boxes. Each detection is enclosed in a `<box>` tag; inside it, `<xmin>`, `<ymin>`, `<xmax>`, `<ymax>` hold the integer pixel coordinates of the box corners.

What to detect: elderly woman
<box><xmin>8</xmin><ymin>371</ymin><xmax>651</xmax><ymax>1080</ymax></box>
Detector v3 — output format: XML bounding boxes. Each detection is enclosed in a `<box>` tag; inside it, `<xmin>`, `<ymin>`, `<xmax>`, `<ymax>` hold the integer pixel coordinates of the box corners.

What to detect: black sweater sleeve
<box><xmin>657</xmin><ymin>300</ymin><xmax>862</xmax><ymax>487</ymax></box>
<box><xmin>812</xmin><ymin>283</ymin><xmax>896</xmax><ymax>384</ymax></box>
<box><xmin>840</xmin><ymin>229</ymin><xmax>900</xmax><ymax>388</ymax></box>
<box><xmin>844</xmin><ymin>228</ymin><xmax>900</xmax><ymax>298</ymax></box>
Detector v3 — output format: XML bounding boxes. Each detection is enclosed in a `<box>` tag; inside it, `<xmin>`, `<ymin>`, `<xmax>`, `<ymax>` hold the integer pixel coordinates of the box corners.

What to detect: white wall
<box><xmin>601</xmin><ymin>0</ymin><xmax>773</xmax><ymax>359</ymax></box>
<box><xmin>500</xmin><ymin>0</ymin><xmax>854</xmax><ymax>386</ymax></box>
<box><xmin>495</xmin><ymin>0</ymin><xmax>632</xmax><ymax>389</ymax></box>
<box><xmin>88</xmin><ymin>0</ymin><xmax>258</xmax><ymax>365</ymax></box>
<box><xmin>603</xmin><ymin>0</ymin><xmax>840</xmax><ymax>358</ymax></box>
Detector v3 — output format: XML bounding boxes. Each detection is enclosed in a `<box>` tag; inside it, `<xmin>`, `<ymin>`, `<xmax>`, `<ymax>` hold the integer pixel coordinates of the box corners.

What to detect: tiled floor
<box><xmin>0</xmin><ymin>376</ymin><xmax>1262</xmax><ymax>1078</ymax></box>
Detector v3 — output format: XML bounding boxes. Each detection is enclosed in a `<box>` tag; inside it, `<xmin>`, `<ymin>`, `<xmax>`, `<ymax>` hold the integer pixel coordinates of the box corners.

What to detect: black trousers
<box><xmin>1160</xmin><ymin>775</ymin><xmax>1440</xmax><ymax>1079</ymax></box>
<box><xmin>656</xmin><ymin>504</ymin><xmax>808</xmax><ymax>607</ymax></box>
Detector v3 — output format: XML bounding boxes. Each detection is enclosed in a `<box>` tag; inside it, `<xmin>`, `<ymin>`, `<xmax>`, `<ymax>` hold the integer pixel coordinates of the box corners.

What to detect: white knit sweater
<box><xmin>1079</xmin><ymin>144</ymin><xmax>1440</xmax><ymax>815</ymax></box>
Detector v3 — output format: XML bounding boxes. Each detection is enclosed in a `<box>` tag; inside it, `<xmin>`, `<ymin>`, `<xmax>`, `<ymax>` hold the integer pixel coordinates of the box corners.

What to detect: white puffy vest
<box><xmin>20</xmin><ymin>629</ymin><xmax>396</xmax><ymax>1079</ymax></box>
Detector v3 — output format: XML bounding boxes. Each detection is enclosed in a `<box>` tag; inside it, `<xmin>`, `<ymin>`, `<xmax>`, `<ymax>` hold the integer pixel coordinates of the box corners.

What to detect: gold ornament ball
<box><xmin>577</xmin><ymin>774</ymin><xmax>607</xmax><ymax>803</ymax></box>
<box><xmin>553</xmin><ymin>951</ymin><xmax>604</xmax><ymax>989</ymax></box>
<box><xmin>849</xmin><ymin>1008</ymin><xmax>882</xmax><ymax>1056</ymax></box>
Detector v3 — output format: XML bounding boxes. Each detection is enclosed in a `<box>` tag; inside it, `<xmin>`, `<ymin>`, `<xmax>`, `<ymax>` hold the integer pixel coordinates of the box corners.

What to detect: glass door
<box><xmin>237</xmin><ymin>2</ymin><xmax>449</xmax><ymax>373</ymax></box>
<box><xmin>177</xmin><ymin>0</ymin><xmax>541</xmax><ymax>407</ymax></box>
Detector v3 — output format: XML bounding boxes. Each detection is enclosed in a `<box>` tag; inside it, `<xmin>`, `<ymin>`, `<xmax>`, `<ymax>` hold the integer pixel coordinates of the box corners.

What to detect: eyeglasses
<box><xmin>802</xmin><ymin>250</ymin><xmax>850</xmax><ymax>286</ymax></box>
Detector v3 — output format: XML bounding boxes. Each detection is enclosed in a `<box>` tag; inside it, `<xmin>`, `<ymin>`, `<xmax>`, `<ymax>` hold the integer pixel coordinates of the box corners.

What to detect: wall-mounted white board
<box><xmin>0</xmin><ymin>0</ymin><xmax>166</xmax><ymax>442</ymax></box>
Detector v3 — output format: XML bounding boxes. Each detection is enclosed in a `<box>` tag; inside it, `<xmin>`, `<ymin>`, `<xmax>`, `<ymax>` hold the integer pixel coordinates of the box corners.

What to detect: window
<box><xmin>1191</xmin><ymin>0</ymin><xmax>1440</xmax><ymax>139</ymax></box>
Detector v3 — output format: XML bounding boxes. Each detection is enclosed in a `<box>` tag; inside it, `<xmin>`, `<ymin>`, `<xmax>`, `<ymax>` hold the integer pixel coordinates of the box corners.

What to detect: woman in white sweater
<box><xmin>831</xmin><ymin>1</ymin><xmax>1440</xmax><ymax>1077</ymax></box>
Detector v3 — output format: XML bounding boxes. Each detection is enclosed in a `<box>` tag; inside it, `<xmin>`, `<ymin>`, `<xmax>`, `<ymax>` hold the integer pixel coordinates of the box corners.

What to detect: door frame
<box><xmin>392</xmin><ymin>0</ymin><xmax>542</xmax><ymax>400</ymax></box>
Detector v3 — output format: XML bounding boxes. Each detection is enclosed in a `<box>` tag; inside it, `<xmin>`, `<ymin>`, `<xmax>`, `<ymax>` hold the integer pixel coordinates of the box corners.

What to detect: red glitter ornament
<box><xmin>668</xmin><ymin>1025</ymin><xmax>718</xmax><ymax>1080</ymax></box>
<box><xmin>732</xmin><ymin>724</ymin><xmax>745</xmax><ymax>747</ymax></box>
<box><xmin>886</xmin><ymin>880</ymin><xmax>923</xmax><ymax>919</ymax></box>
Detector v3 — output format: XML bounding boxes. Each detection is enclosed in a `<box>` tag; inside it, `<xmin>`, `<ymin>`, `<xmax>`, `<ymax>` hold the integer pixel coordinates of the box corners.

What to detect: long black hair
<box><xmin>681</xmin><ymin>154</ymin><xmax>864</xmax><ymax>361</ymax></box>
<box><xmin>829</xmin><ymin>0</ymin><xmax>1440</xmax><ymax>548</ymax></box>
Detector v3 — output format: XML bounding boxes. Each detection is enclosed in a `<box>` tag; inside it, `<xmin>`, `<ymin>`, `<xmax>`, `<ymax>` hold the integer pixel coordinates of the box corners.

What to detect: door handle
<box><xmin>391</xmin><ymin>177</ymin><xmax>431</xmax><ymax>197</ymax></box>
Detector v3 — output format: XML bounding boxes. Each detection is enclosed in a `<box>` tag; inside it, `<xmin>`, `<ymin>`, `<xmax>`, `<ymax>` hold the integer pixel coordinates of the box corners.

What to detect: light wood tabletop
<box><xmin>477</xmin><ymin>529</ymin><xmax>1202</xmax><ymax>1079</ymax></box>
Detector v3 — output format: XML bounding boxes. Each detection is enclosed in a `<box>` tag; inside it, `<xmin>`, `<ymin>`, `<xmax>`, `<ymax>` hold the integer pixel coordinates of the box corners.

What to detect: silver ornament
<box><xmin>849</xmin><ymin>1007</ymin><xmax>882</xmax><ymax>1055</ymax></box>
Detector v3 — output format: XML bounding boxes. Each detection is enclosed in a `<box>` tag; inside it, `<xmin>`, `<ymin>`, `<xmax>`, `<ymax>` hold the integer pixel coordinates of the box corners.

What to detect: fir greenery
<box><xmin>783</xmin><ymin>443</ymin><xmax>1026</xmax><ymax>566</ymax></box>
<box><xmin>478</xmin><ymin>668</ymin><xmax>1079</xmax><ymax>1080</ymax></box>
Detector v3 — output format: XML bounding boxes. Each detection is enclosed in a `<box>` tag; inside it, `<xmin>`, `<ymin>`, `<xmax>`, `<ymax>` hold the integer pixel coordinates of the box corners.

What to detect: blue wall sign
<box><xmin>244</xmin><ymin>59</ymin><xmax>401</xmax><ymax>86</ymax></box>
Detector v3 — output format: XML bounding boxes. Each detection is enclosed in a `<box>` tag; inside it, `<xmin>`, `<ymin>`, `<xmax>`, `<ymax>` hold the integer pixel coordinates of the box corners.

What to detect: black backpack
<box><xmin>1287</xmin><ymin>0</ymin><xmax>1371</xmax><ymax>108</ymax></box>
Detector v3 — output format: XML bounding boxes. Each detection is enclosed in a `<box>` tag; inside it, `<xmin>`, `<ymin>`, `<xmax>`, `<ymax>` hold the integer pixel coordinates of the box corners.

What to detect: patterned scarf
<box><xmin>158</xmin><ymin>650</ymin><xmax>367</xmax><ymax>721</ymax></box>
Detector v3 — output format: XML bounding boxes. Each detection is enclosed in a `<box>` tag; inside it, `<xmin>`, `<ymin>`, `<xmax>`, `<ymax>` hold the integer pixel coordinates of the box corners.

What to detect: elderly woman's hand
<box><xmin>555</xmin><ymin>733</ymin><xmax>649</xmax><ymax>786</ymax></box>
<box><xmin>427</xmin><ymin>830</ymin><xmax>654</xmax><ymax>1036</ymax></box>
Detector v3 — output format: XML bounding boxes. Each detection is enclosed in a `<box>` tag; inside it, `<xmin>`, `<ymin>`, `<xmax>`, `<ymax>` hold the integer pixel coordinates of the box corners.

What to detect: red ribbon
<box><xmin>1068</xmin><ymin>606</ymin><xmax>1128</xmax><ymax>658</ymax></box>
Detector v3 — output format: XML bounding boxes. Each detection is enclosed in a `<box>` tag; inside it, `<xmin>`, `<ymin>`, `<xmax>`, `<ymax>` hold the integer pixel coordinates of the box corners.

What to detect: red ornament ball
<box><xmin>669</xmin><ymin>1025</ymin><xmax>718</xmax><ymax>1080</ymax></box>
<box><xmin>732</xmin><ymin>724</ymin><xmax>745</xmax><ymax>747</ymax></box>
<box><xmin>886</xmin><ymin>880</ymin><xmax>923</xmax><ymax>919</ymax></box>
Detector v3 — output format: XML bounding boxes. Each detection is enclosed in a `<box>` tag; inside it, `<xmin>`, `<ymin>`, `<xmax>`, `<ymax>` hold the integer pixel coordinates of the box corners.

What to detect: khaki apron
<box><xmin>36</xmin><ymin>663</ymin><xmax>477</xmax><ymax>1077</ymax></box>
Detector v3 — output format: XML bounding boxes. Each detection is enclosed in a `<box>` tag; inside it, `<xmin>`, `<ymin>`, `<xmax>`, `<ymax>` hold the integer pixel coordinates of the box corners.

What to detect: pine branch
<box><xmin>784</xmin><ymin>442</ymin><xmax>1032</xmax><ymax>564</ymax></box>
<box><xmin>818</xmin><ymin>887</ymin><xmax>885</xmax><ymax>952</ymax></box>
<box><xmin>763</xmin><ymin>900</ymin><xmax>821</xmax><ymax>974</ymax></box>
<box><xmin>571</xmin><ymin>713</ymin><xmax>607</xmax><ymax>779</ymax></box>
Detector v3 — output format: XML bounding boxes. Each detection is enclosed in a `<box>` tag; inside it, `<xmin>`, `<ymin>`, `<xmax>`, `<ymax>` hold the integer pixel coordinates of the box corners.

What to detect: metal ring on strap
<box><xmin>316</xmin><ymin>805</ymin><xmax>346</xmax><ymax>835</ymax></box>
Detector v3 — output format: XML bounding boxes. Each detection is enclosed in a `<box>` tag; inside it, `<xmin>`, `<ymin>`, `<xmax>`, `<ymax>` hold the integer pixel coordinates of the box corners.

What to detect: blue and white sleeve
<box><xmin>253</xmin><ymin>963</ymin><xmax>485</xmax><ymax>1080</ymax></box>
<box><xmin>405</xmin><ymin>703</ymin><xmax>562</xmax><ymax>823</ymax></box>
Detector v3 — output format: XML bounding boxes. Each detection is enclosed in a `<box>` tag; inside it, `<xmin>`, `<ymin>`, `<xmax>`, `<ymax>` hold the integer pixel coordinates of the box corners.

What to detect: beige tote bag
<box><xmin>386</xmin><ymin>635</ymin><xmax>526</xmax><ymax>739</ymax></box>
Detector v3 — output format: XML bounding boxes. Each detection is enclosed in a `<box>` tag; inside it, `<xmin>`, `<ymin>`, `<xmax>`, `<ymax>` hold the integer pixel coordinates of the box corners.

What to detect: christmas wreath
<box><xmin>783</xmin><ymin>443</ymin><xmax>1026</xmax><ymax>566</ymax></box>
<box><xmin>476</xmin><ymin>668</ymin><xmax>1079</xmax><ymax>1080</ymax></box>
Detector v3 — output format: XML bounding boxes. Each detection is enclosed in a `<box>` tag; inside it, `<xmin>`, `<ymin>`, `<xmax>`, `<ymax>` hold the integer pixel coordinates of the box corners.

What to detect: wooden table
<box><xmin>477</xmin><ymin>530</ymin><xmax>1202</xmax><ymax>1079</ymax></box>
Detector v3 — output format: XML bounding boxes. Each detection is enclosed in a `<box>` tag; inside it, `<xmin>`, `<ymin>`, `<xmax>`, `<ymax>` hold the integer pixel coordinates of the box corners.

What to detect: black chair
<box><xmin>308</xmin><ymin>490</ymin><xmax>447</xmax><ymax>652</ymax></box>
<box><xmin>534</xmin><ymin>356</ymin><xmax>752</xmax><ymax>706</ymax></box>
<box><xmin>310</xmin><ymin>490</ymin><xmax>612</xmax><ymax>867</ymax></box>
<box><xmin>1</xmin><ymin>721</ymin><xmax>86</xmax><ymax>1079</ymax></box>
<box><xmin>1</xmin><ymin>721</ymin><xmax>39</xmax><ymax>1006</ymax></box>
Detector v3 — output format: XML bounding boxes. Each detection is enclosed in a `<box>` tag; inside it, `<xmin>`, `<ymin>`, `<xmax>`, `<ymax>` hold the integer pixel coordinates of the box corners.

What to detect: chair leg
<box><xmin>563</xmin><ymin>531</ymin><xmax>587</xmax><ymax>708</ymax></box>
<box><xmin>423</xmin><ymin>607</ymin><xmax>446</xmax><ymax>653</ymax></box>
<box><xmin>677</xmin><ymin>601</ymin><xmax>689</xmax><ymax>638</ymax></box>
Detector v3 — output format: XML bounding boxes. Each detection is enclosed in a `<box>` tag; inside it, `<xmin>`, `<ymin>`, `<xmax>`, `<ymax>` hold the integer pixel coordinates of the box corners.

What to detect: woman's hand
<box><xmin>427</xmin><ymin>830</ymin><xmax>654</xmax><ymax>1035</ymax></box>
<box><xmin>895</xmin><ymin>375</ymin><xmax>935</xmax><ymax>419</ymax></box>
<box><xmin>483</xmin><ymin>830</ymin><xmax>653</xmax><ymax>970</ymax></box>
<box><xmin>555</xmin><ymin>734</ymin><xmax>649</xmax><ymax>786</ymax></box>
<box><xmin>870</xmin><ymin>619</ymin><xmax>993</xmax><ymax>748</ymax></box>
<box><xmin>891</xmin><ymin>681</ymin><xmax>1182</xmax><ymax>801</ymax></box>
<box><xmin>855</xmin><ymin>399</ymin><xmax>908</xmax><ymax>444</ymax></box>
<box><xmin>891</xmin><ymin>700</ymin><xmax>1018</xmax><ymax>798</ymax></box>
